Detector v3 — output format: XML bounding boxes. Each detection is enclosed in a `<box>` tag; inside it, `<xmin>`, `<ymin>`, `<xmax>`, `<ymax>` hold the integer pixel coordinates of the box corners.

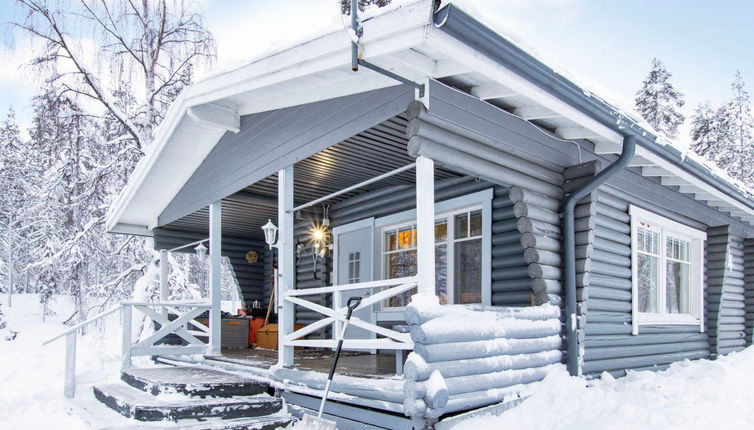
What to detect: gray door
<box><xmin>334</xmin><ymin>219</ymin><xmax>375</xmax><ymax>344</ymax></box>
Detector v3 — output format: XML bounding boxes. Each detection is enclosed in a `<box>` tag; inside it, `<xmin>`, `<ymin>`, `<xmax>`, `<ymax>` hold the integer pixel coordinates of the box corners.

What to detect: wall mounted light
<box><xmin>262</xmin><ymin>219</ymin><xmax>279</xmax><ymax>249</ymax></box>
<box><xmin>194</xmin><ymin>242</ymin><xmax>207</xmax><ymax>259</ymax></box>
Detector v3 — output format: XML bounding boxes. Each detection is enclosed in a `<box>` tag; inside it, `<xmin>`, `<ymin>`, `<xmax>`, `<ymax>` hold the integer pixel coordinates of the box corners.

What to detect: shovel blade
<box><xmin>298</xmin><ymin>413</ymin><xmax>338</xmax><ymax>430</ymax></box>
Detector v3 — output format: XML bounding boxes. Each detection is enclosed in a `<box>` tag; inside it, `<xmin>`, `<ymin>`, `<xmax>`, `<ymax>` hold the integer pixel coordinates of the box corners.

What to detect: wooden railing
<box><xmin>43</xmin><ymin>300</ymin><xmax>211</xmax><ymax>398</ymax></box>
<box><xmin>121</xmin><ymin>301</ymin><xmax>212</xmax><ymax>370</ymax></box>
<box><xmin>282</xmin><ymin>276</ymin><xmax>417</xmax><ymax>350</ymax></box>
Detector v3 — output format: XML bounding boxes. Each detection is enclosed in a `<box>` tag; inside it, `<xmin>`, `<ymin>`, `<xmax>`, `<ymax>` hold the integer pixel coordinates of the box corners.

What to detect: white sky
<box><xmin>1</xmin><ymin>0</ymin><xmax>752</xmax><ymax>134</ymax></box>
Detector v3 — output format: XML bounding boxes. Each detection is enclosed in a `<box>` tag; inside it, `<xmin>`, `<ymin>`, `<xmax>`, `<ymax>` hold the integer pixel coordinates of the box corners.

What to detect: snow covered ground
<box><xmin>0</xmin><ymin>294</ymin><xmax>122</xmax><ymax>430</ymax></box>
<box><xmin>449</xmin><ymin>350</ymin><xmax>754</xmax><ymax>430</ymax></box>
<box><xmin>4</xmin><ymin>293</ymin><xmax>754</xmax><ymax>429</ymax></box>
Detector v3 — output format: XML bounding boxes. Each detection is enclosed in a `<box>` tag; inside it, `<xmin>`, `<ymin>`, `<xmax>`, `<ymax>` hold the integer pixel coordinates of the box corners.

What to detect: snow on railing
<box><xmin>401</xmin><ymin>294</ymin><xmax>563</xmax><ymax>426</ymax></box>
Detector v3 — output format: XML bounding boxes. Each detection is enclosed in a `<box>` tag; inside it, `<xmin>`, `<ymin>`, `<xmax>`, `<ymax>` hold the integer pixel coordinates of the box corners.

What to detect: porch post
<box><xmin>278</xmin><ymin>166</ymin><xmax>295</xmax><ymax>366</ymax></box>
<box><xmin>159</xmin><ymin>249</ymin><xmax>169</xmax><ymax>318</ymax></box>
<box><xmin>209</xmin><ymin>201</ymin><xmax>222</xmax><ymax>356</ymax></box>
<box><xmin>416</xmin><ymin>156</ymin><xmax>435</xmax><ymax>295</ymax></box>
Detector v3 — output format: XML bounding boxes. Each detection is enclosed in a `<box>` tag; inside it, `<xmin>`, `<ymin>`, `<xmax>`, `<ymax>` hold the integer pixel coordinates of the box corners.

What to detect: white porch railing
<box><xmin>121</xmin><ymin>301</ymin><xmax>212</xmax><ymax>370</ymax></box>
<box><xmin>282</xmin><ymin>276</ymin><xmax>417</xmax><ymax>350</ymax></box>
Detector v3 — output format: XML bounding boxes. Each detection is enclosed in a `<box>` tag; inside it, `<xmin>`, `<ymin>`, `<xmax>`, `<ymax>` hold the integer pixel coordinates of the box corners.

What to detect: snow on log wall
<box><xmin>582</xmin><ymin>186</ymin><xmax>710</xmax><ymax>376</ymax></box>
<box><xmin>706</xmin><ymin>226</ymin><xmax>747</xmax><ymax>356</ymax></box>
<box><xmin>745</xmin><ymin>239</ymin><xmax>754</xmax><ymax>346</ymax></box>
<box><xmin>402</xmin><ymin>297</ymin><xmax>563</xmax><ymax>424</ymax></box>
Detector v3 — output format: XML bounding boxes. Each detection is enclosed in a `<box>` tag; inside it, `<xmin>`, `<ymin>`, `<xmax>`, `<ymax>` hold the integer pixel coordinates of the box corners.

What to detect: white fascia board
<box><xmin>424</xmin><ymin>27</ymin><xmax>624</xmax><ymax>149</ymax></box>
<box><xmin>635</xmin><ymin>145</ymin><xmax>754</xmax><ymax>220</ymax></box>
<box><xmin>106</xmin><ymin>0</ymin><xmax>434</xmax><ymax>233</ymax></box>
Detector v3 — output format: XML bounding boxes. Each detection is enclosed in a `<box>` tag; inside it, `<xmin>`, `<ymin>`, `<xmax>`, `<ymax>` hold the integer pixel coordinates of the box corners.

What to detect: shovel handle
<box><xmin>345</xmin><ymin>296</ymin><xmax>362</xmax><ymax>319</ymax></box>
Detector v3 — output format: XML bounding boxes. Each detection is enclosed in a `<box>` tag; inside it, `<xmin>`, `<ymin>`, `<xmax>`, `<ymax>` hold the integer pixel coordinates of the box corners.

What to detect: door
<box><xmin>333</xmin><ymin>218</ymin><xmax>375</xmax><ymax>345</ymax></box>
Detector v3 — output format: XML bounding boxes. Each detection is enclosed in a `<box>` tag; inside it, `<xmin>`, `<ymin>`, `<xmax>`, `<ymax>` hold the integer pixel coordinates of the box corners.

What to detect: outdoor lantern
<box><xmin>194</xmin><ymin>242</ymin><xmax>207</xmax><ymax>259</ymax></box>
<box><xmin>262</xmin><ymin>219</ymin><xmax>278</xmax><ymax>249</ymax></box>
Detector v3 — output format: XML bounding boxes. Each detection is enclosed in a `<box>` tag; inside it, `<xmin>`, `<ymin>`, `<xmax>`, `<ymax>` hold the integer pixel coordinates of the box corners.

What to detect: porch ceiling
<box><xmin>162</xmin><ymin>115</ymin><xmax>461</xmax><ymax>241</ymax></box>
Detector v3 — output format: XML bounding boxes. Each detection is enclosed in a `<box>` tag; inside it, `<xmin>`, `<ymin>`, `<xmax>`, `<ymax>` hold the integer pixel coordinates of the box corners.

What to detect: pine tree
<box><xmin>340</xmin><ymin>0</ymin><xmax>392</xmax><ymax>14</ymax></box>
<box><xmin>634</xmin><ymin>58</ymin><xmax>686</xmax><ymax>139</ymax></box>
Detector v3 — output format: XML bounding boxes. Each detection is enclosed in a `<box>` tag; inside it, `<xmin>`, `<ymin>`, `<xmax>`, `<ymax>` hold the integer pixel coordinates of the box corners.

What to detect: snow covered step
<box><xmin>99</xmin><ymin>415</ymin><xmax>294</xmax><ymax>430</ymax></box>
<box><xmin>122</xmin><ymin>366</ymin><xmax>268</xmax><ymax>397</ymax></box>
<box><xmin>93</xmin><ymin>383</ymin><xmax>282</xmax><ymax>422</ymax></box>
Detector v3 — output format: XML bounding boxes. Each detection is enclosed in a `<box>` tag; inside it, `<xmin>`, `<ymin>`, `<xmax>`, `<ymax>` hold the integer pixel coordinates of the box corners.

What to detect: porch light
<box><xmin>194</xmin><ymin>242</ymin><xmax>207</xmax><ymax>259</ymax></box>
<box><xmin>312</xmin><ymin>226</ymin><xmax>325</xmax><ymax>242</ymax></box>
<box><xmin>262</xmin><ymin>219</ymin><xmax>279</xmax><ymax>249</ymax></box>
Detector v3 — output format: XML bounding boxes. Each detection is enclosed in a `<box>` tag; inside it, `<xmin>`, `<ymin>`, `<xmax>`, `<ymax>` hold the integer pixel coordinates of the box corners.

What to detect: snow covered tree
<box><xmin>634</xmin><ymin>58</ymin><xmax>686</xmax><ymax>139</ymax></box>
<box><xmin>341</xmin><ymin>0</ymin><xmax>392</xmax><ymax>13</ymax></box>
<box><xmin>690</xmin><ymin>72</ymin><xmax>754</xmax><ymax>186</ymax></box>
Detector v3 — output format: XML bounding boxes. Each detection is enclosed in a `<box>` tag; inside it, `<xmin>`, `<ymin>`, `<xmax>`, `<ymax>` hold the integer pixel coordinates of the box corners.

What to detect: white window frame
<box><xmin>380</xmin><ymin>206</ymin><xmax>483</xmax><ymax>309</ymax></box>
<box><xmin>629</xmin><ymin>205</ymin><xmax>706</xmax><ymax>335</ymax></box>
<box><xmin>374</xmin><ymin>189</ymin><xmax>493</xmax><ymax>319</ymax></box>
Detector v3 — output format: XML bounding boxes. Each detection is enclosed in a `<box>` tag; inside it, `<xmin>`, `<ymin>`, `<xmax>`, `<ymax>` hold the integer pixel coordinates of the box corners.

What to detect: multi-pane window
<box><xmin>382</xmin><ymin>207</ymin><xmax>483</xmax><ymax>308</ymax></box>
<box><xmin>630</xmin><ymin>205</ymin><xmax>706</xmax><ymax>334</ymax></box>
<box><xmin>348</xmin><ymin>252</ymin><xmax>361</xmax><ymax>284</ymax></box>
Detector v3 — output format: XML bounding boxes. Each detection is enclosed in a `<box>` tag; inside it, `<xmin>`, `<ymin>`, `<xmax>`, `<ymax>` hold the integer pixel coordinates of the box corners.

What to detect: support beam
<box><xmin>416</xmin><ymin>156</ymin><xmax>435</xmax><ymax>295</ymax></box>
<box><xmin>556</xmin><ymin>126</ymin><xmax>599</xmax><ymax>140</ymax></box>
<box><xmin>159</xmin><ymin>249</ymin><xmax>169</xmax><ymax>318</ymax></box>
<box><xmin>470</xmin><ymin>82</ymin><xmax>516</xmax><ymax>100</ymax></box>
<box><xmin>278</xmin><ymin>166</ymin><xmax>295</xmax><ymax>366</ymax></box>
<box><xmin>512</xmin><ymin>105</ymin><xmax>559</xmax><ymax>121</ymax></box>
<box><xmin>643</xmin><ymin>166</ymin><xmax>674</xmax><ymax>177</ymax></box>
<box><xmin>208</xmin><ymin>201</ymin><xmax>222</xmax><ymax>356</ymax></box>
<box><xmin>187</xmin><ymin>103</ymin><xmax>240</xmax><ymax>133</ymax></box>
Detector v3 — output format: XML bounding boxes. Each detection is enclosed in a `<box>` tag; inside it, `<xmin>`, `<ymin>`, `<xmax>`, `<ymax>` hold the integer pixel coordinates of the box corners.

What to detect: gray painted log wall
<box><xmin>582</xmin><ymin>187</ymin><xmax>710</xmax><ymax>375</ymax></box>
<box><xmin>153</xmin><ymin>228</ymin><xmax>266</xmax><ymax>304</ymax></box>
<box><xmin>706</xmin><ymin>225</ymin><xmax>747</xmax><ymax>356</ymax></box>
<box><xmin>745</xmin><ymin>239</ymin><xmax>754</xmax><ymax>346</ymax></box>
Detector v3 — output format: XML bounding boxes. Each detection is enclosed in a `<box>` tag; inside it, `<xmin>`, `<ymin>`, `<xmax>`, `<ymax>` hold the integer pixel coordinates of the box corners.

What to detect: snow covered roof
<box><xmin>106</xmin><ymin>0</ymin><xmax>754</xmax><ymax>235</ymax></box>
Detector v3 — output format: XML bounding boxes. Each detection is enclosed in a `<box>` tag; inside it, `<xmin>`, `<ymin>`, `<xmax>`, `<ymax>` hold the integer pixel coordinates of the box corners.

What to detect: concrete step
<box><xmin>93</xmin><ymin>383</ymin><xmax>282</xmax><ymax>422</ymax></box>
<box><xmin>100</xmin><ymin>415</ymin><xmax>295</xmax><ymax>430</ymax></box>
<box><xmin>122</xmin><ymin>366</ymin><xmax>268</xmax><ymax>397</ymax></box>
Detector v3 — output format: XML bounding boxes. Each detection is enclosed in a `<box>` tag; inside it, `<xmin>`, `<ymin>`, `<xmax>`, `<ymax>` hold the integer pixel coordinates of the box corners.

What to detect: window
<box><xmin>630</xmin><ymin>205</ymin><xmax>706</xmax><ymax>334</ymax></box>
<box><xmin>382</xmin><ymin>207</ymin><xmax>484</xmax><ymax>308</ymax></box>
<box><xmin>348</xmin><ymin>252</ymin><xmax>361</xmax><ymax>284</ymax></box>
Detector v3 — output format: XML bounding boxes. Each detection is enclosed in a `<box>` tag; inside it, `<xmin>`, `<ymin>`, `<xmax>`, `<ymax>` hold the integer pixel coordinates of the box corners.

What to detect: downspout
<box><xmin>563</xmin><ymin>134</ymin><xmax>636</xmax><ymax>376</ymax></box>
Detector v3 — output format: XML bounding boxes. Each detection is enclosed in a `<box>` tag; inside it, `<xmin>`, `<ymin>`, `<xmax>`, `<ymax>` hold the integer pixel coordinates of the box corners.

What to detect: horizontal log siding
<box><xmin>154</xmin><ymin>228</ymin><xmax>266</xmax><ymax>305</ymax></box>
<box><xmin>582</xmin><ymin>188</ymin><xmax>710</xmax><ymax>376</ymax></box>
<box><xmin>745</xmin><ymin>239</ymin><xmax>754</xmax><ymax>346</ymax></box>
<box><xmin>706</xmin><ymin>226</ymin><xmax>747</xmax><ymax>356</ymax></box>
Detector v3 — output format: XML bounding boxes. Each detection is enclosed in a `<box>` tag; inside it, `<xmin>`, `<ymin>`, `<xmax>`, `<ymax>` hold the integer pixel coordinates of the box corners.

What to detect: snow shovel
<box><xmin>297</xmin><ymin>296</ymin><xmax>362</xmax><ymax>430</ymax></box>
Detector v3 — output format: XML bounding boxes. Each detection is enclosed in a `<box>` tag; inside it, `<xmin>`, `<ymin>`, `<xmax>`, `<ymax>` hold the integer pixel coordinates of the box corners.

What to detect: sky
<box><xmin>1</xmin><ymin>0</ymin><xmax>753</xmax><ymax>134</ymax></box>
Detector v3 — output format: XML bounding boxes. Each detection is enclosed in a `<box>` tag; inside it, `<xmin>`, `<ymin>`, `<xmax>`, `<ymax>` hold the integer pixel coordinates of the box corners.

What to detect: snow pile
<box><xmin>0</xmin><ymin>294</ymin><xmax>121</xmax><ymax>430</ymax></box>
<box><xmin>450</xmin><ymin>347</ymin><xmax>754</xmax><ymax>430</ymax></box>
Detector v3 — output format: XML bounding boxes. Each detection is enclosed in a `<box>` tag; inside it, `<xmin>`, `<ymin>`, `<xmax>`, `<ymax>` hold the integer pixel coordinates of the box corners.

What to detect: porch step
<box><xmin>122</xmin><ymin>366</ymin><xmax>268</xmax><ymax>397</ymax></box>
<box><xmin>100</xmin><ymin>415</ymin><xmax>294</xmax><ymax>430</ymax></box>
<box><xmin>93</xmin><ymin>383</ymin><xmax>282</xmax><ymax>422</ymax></box>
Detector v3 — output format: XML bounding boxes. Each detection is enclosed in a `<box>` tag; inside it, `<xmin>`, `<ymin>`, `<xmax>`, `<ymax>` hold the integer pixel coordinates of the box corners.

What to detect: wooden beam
<box><xmin>512</xmin><ymin>105</ymin><xmax>559</xmax><ymax>120</ymax></box>
<box><xmin>470</xmin><ymin>82</ymin><xmax>517</xmax><ymax>100</ymax></box>
<box><xmin>208</xmin><ymin>201</ymin><xmax>222</xmax><ymax>356</ymax></box>
<box><xmin>660</xmin><ymin>177</ymin><xmax>691</xmax><ymax>187</ymax></box>
<box><xmin>187</xmin><ymin>104</ymin><xmax>240</xmax><ymax>133</ymax></box>
<box><xmin>627</xmin><ymin>156</ymin><xmax>654</xmax><ymax>167</ymax></box>
<box><xmin>556</xmin><ymin>126</ymin><xmax>600</xmax><ymax>140</ymax></box>
<box><xmin>278</xmin><ymin>166</ymin><xmax>295</xmax><ymax>367</ymax></box>
<box><xmin>416</xmin><ymin>156</ymin><xmax>435</xmax><ymax>296</ymax></box>
<box><xmin>643</xmin><ymin>166</ymin><xmax>674</xmax><ymax>177</ymax></box>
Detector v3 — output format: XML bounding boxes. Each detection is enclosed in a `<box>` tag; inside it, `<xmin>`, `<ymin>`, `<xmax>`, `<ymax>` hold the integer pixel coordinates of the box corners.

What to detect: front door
<box><xmin>333</xmin><ymin>218</ymin><xmax>375</xmax><ymax>345</ymax></box>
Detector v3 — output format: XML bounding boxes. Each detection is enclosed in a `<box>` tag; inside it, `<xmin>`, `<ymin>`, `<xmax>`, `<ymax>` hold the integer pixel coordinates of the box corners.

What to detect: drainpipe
<box><xmin>350</xmin><ymin>0</ymin><xmax>359</xmax><ymax>71</ymax></box>
<box><xmin>563</xmin><ymin>134</ymin><xmax>636</xmax><ymax>376</ymax></box>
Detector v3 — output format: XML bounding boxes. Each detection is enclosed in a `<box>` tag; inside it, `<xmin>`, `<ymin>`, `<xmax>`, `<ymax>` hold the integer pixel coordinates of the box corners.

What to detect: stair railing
<box><xmin>44</xmin><ymin>300</ymin><xmax>212</xmax><ymax>399</ymax></box>
<box><xmin>43</xmin><ymin>305</ymin><xmax>122</xmax><ymax>398</ymax></box>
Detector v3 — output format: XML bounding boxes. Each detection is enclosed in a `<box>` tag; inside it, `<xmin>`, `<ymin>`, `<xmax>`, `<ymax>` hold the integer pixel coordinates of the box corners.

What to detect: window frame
<box><xmin>379</xmin><ymin>205</ymin><xmax>484</xmax><ymax>309</ymax></box>
<box><xmin>629</xmin><ymin>205</ymin><xmax>706</xmax><ymax>335</ymax></box>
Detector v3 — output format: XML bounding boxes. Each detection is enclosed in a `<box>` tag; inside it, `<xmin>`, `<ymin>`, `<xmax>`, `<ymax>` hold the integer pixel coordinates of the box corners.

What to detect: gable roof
<box><xmin>106</xmin><ymin>0</ymin><xmax>754</xmax><ymax>235</ymax></box>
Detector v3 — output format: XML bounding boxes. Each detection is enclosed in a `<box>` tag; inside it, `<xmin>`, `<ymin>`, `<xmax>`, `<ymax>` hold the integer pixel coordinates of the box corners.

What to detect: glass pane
<box><xmin>435</xmin><ymin>219</ymin><xmax>448</xmax><ymax>243</ymax></box>
<box><xmin>666</xmin><ymin>237</ymin><xmax>690</xmax><ymax>262</ymax></box>
<box><xmin>397</xmin><ymin>226</ymin><xmax>416</xmax><ymax>250</ymax></box>
<box><xmin>455</xmin><ymin>213</ymin><xmax>468</xmax><ymax>239</ymax></box>
<box><xmin>385</xmin><ymin>230</ymin><xmax>397</xmax><ymax>252</ymax></box>
<box><xmin>666</xmin><ymin>261</ymin><xmax>690</xmax><ymax>314</ymax></box>
<box><xmin>435</xmin><ymin>244</ymin><xmax>448</xmax><ymax>304</ymax></box>
<box><xmin>454</xmin><ymin>238</ymin><xmax>482</xmax><ymax>304</ymax></box>
<box><xmin>637</xmin><ymin>227</ymin><xmax>659</xmax><ymax>255</ymax></box>
<box><xmin>638</xmin><ymin>253</ymin><xmax>659</xmax><ymax>313</ymax></box>
<box><xmin>385</xmin><ymin>250</ymin><xmax>417</xmax><ymax>307</ymax></box>
<box><xmin>469</xmin><ymin>210</ymin><xmax>482</xmax><ymax>237</ymax></box>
